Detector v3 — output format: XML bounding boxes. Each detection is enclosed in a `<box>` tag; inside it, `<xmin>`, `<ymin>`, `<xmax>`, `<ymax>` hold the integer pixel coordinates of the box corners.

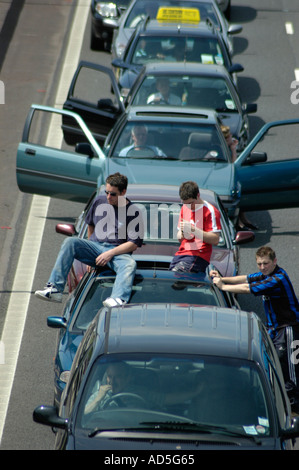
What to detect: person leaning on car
<box><xmin>210</xmin><ymin>245</ymin><xmax>299</xmax><ymax>414</ymax></box>
<box><xmin>169</xmin><ymin>180</ymin><xmax>221</xmax><ymax>273</ymax></box>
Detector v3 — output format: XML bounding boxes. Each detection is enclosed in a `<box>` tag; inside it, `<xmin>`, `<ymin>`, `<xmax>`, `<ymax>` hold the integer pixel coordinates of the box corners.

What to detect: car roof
<box><xmin>94</xmin><ymin>257</ymin><xmax>212</xmax><ymax>281</ymax></box>
<box><xmin>125</xmin><ymin>105</ymin><xmax>219</xmax><ymax>124</ymax></box>
<box><xmin>95</xmin><ymin>304</ymin><xmax>263</xmax><ymax>362</ymax></box>
<box><xmin>98</xmin><ymin>183</ymin><xmax>219</xmax><ymax>205</ymax></box>
<box><xmin>138</xmin><ymin>61</ymin><xmax>231</xmax><ymax>78</ymax></box>
<box><xmin>138</xmin><ymin>18</ymin><xmax>219</xmax><ymax>37</ymax></box>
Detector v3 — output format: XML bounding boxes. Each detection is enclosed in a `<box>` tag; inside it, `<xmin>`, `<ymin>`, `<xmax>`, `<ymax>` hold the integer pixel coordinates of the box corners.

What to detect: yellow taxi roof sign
<box><xmin>156</xmin><ymin>7</ymin><xmax>200</xmax><ymax>23</ymax></box>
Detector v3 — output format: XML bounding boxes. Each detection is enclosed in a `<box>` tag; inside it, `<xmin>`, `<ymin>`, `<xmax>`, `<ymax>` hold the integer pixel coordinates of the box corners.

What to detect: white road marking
<box><xmin>0</xmin><ymin>0</ymin><xmax>89</xmax><ymax>443</ymax></box>
<box><xmin>285</xmin><ymin>22</ymin><xmax>294</xmax><ymax>35</ymax></box>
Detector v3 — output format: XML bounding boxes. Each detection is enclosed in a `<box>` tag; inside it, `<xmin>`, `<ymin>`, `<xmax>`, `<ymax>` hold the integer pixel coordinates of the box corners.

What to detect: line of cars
<box><xmin>15</xmin><ymin>0</ymin><xmax>299</xmax><ymax>449</ymax></box>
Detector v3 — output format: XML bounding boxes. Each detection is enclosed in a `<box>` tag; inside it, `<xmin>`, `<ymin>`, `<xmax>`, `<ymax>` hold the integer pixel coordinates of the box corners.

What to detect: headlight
<box><xmin>116</xmin><ymin>43</ymin><xmax>126</xmax><ymax>58</ymax></box>
<box><xmin>60</xmin><ymin>371</ymin><xmax>70</xmax><ymax>384</ymax></box>
<box><xmin>95</xmin><ymin>2</ymin><xmax>118</xmax><ymax>18</ymax></box>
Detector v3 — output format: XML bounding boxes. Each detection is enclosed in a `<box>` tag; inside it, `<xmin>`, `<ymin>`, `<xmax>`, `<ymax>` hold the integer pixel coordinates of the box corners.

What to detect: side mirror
<box><xmin>243</xmin><ymin>151</ymin><xmax>267</xmax><ymax>165</ymax></box>
<box><xmin>97</xmin><ymin>98</ymin><xmax>118</xmax><ymax>112</ymax></box>
<box><xmin>228</xmin><ymin>24</ymin><xmax>243</xmax><ymax>35</ymax></box>
<box><xmin>281</xmin><ymin>417</ymin><xmax>299</xmax><ymax>440</ymax></box>
<box><xmin>75</xmin><ymin>142</ymin><xmax>94</xmax><ymax>158</ymax></box>
<box><xmin>229</xmin><ymin>63</ymin><xmax>244</xmax><ymax>74</ymax></box>
<box><xmin>243</xmin><ymin>103</ymin><xmax>257</xmax><ymax>114</ymax></box>
<box><xmin>47</xmin><ymin>316</ymin><xmax>67</xmax><ymax>329</ymax></box>
<box><xmin>56</xmin><ymin>223</ymin><xmax>76</xmax><ymax>237</ymax></box>
<box><xmin>33</xmin><ymin>405</ymin><xmax>68</xmax><ymax>430</ymax></box>
<box><xmin>233</xmin><ymin>230</ymin><xmax>255</xmax><ymax>245</ymax></box>
<box><xmin>111</xmin><ymin>58</ymin><xmax>127</xmax><ymax>69</ymax></box>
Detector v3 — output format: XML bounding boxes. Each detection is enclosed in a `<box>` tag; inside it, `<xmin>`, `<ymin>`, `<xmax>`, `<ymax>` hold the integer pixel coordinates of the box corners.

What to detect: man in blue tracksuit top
<box><xmin>210</xmin><ymin>246</ymin><xmax>299</xmax><ymax>413</ymax></box>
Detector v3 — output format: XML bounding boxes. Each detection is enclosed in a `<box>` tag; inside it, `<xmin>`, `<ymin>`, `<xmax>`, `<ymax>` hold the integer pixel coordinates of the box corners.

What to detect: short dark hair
<box><xmin>255</xmin><ymin>246</ymin><xmax>276</xmax><ymax>261</ymax></box>
<box><xmin>179</xmin><ymin>181</ymin><xmax>199</xmax><ymax>201</ymax></box>
<box><xmin>106</xmin><ymin>173</ymin><xmax>128</xmax><ymax>193</ymax></box>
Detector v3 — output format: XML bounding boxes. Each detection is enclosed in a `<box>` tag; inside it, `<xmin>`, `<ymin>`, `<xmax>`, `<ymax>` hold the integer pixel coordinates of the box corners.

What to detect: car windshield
<box><xmin>77</xmin><ymin>354</ymin><xmax>272</xmax><ymax>438</ymax></box>
<box><xmin>73</xmin><ymin>276</ymin><xmax>220</xmax><ymax>331</ymax></box>
<box><xmin>130</xmin><ymin>75</ymin><xmax>237</xmax><ymax>110</ymax></box>
<box><xmin>124</xmin><ymin>0</ymin><xmax>220</xmax><ymax>30</ymax></box>
<box><xmin>130</xmin><ymin>36</ymin><xmax>224</xmax><ymax>66</ymax></box>
<box><xmin>109</xmin><ymin>122</ymin><xmax>228</xmax><ymax>161</ymax></box>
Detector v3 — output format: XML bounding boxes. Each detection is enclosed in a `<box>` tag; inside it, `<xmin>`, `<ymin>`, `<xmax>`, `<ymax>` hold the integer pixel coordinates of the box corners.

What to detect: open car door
<box><xmin>16</xmin><ymin>105</ymin><xmax>106</xmax><ymax>203</ymax></box>
<box><xmin>62</xmin><ymin>61</ymin><xmax>125</xmax><ymax>146</ymax></box>
<box><xmin>235</xmin><ymin>119</ymin><xmax>299</xmax><ymax>211</ymax></box>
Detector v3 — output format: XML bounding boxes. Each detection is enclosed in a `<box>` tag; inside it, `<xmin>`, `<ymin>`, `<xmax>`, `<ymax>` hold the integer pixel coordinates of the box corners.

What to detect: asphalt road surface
<box><xmin>0</xmin><ymin>0</ymin><xmax>299</xmax><ymax>450</ymax></box>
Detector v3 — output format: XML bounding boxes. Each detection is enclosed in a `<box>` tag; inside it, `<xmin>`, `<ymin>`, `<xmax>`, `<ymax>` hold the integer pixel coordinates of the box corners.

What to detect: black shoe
<box><xmin>236</xmin><ymin>224</ymin><xmax>251</xmax><ymax>232</ymax></box>
<box><xmin>244</xmin><ymin>222</ymin><xmax>259</xmax><ymax>230</ymax></box>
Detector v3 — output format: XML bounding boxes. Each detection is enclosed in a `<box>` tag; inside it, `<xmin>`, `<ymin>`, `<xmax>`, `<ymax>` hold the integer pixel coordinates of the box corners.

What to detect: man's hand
<box><xmin>209</xmin><ymin>269</ymin><xmax>220</xmax><ymax>278</ymax></box>
<box><xmin>180</xmin><ymin>219</ymin><xmax>196</xmax><ymax>240</ymax></box>
<box><xmin>212</xmin><ymin>276</ymin><xmax>223</xmax><ymax>289</ymax></box>
<box><xmin>95</xmin><ymin>250</ymin><xmax>114</xmax><ymax>267</ymax></box>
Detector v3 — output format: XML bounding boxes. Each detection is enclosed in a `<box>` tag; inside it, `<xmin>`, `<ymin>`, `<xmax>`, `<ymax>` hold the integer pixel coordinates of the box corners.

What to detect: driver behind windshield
<box><xmin>119</xmin><ymin>125</ymin><xmax>166</xmax><ymax>157</ymax></box>
<box><xmin>84</xmin><ymin>362</ymin><xmax>203</xmax><ymax>414</ymax></box>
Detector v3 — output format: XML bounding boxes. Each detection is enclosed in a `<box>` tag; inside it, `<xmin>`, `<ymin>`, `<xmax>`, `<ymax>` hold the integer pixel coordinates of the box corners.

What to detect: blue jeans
<box><xmin>48</xmin><ymin>237</ymin><xmax>136</xmax><ymax>302</ymax></box>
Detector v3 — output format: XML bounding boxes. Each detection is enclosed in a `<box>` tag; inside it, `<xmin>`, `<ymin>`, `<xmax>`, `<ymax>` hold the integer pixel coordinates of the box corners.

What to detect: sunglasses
<box><xmin>105</xmin><ymin>190</ymin><xmax>118</xmax><ymax>196</ymax></box>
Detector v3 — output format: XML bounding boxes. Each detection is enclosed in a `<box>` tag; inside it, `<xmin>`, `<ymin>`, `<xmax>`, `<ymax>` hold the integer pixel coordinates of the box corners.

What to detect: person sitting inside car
<box><xmin>147</xmin><ymin>77</ymin><xmax>182</xmax><ymax>106</ymax></box>
<box><xmin>119</xmin><ymin>124</ymin><xmax>166</xmax><ymax>157</ymax></box>
<box><xmin>84</xmin><ymin>362</ymin><xmax>203</xmax><ymax>414</ymax></box>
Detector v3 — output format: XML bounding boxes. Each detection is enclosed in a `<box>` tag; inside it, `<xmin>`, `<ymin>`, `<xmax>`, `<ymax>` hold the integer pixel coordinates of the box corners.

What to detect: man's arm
<box><xmin>95</xmin><ymin>241</ymin><xmax>138</xmax><ymax>267</ymax></box>
<box><xmin>87</xmin><ymin>224</ymin><xmax>94</xmax><ymax>239</ymax></box>
<box><xmin>212</xmin><ymin>275</ymin><xmax>251</xmax><ymax>294</ymax></box>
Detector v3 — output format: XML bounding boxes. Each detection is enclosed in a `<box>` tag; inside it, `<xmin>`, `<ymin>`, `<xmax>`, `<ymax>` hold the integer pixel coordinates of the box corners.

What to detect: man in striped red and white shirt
<box><xmin>169</xmin><ymin>181</ymin><xmax>221</xmax><ymax>273</ymax></box>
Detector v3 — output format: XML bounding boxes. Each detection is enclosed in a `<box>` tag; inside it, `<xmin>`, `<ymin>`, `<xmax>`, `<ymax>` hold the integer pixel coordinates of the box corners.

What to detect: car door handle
<box><xmin>25</xmin><ymin>148</ymin><xmax>36</xmax><ymax>155</ymax></box>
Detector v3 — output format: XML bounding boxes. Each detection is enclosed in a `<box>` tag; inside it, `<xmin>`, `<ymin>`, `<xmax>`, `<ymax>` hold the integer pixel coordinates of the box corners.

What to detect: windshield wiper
<box><xmin>139</xmin><ymin>421</ymin><xmax>262</xmax><ymax>444</ymax></box>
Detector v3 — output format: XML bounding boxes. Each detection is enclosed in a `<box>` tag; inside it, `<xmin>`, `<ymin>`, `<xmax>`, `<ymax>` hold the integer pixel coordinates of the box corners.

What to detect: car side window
<box><xmin>268</xmin><ymin>363</ymin><xmax>289</xmax><ymax>428</ymax></box>
<box><xmin>62</xmin><ymin>325</ymin><xmax>97</xmax><ymax>416</ymax></box>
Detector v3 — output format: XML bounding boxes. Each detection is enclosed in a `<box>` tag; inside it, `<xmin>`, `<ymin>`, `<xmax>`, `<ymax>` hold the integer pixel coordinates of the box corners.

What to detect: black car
<box><xmin>34</xmin><ymin>304</ymin><xmax>299</xmax><ymax>449</ymax></box>
<box><xmin>112</xmin><ymin>15</ymin><xmax>243</xmax><ymax>90</ymax></box>
<box><xmin>90</xmin><ymin>0</ymin><xmax>131</xmax><ymax>50</ymax></box>
<box><xmin>47</xmin><ymin>260</ymin><xmax>240</xmax><ymax>408</ymax></box>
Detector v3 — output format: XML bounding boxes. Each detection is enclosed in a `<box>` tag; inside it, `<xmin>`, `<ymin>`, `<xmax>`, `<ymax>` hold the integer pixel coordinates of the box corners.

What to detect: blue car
<box><xmin>47</xmin><ymin>257</ymin><xmax>240</xmax><ymax>407</ymax></box>
<box><xmin>16</xmin><ymin>103</ymin><xmax>299</xmax><ymax>224</ymax></box>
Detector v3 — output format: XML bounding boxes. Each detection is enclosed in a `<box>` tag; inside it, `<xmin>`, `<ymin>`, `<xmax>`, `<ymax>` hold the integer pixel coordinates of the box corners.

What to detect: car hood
<box><xmin>72</xmin><ymin>431</ymin><xmax>280</xmax><ymax>450</ymax></box>
<box><xmin>104</xmin><ymin>158</ymin><xmax>233</xmax><ymax>197</ymax></box>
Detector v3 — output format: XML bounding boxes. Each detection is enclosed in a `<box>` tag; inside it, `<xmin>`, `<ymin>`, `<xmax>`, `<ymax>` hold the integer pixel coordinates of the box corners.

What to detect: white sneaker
<box><xmin>35</xmin><ymin>283</ymin><xmax>63</xmax><ymax>303</ymax></box>
<box><xmin>103</xmin><ymin>297</ymin><xmax>126</xmax><ymax>308</ymax></box>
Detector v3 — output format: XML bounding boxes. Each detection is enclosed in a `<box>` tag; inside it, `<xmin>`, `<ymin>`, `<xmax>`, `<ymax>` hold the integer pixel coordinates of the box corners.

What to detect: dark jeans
<box><xmin>169</xmin><ymin>255</ymin><xmax>209</xmax><ymax>273</ymax></box>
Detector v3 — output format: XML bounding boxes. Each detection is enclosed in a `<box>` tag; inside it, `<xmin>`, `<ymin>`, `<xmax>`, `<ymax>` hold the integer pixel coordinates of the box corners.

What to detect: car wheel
<box><xmin>90</xmin><ymin>25</ymin><xmax>105</xmax><ymax>51</ymax></box>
